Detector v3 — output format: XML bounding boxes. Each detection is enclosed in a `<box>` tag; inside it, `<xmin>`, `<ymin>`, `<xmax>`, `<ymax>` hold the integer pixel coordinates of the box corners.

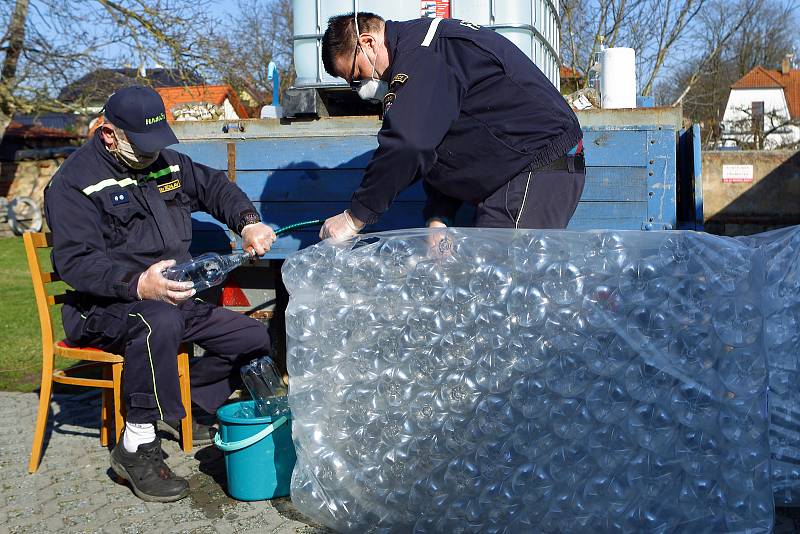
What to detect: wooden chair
<box><xmin>24</xmin><ymin>232</ymin><xmax>194</xmax><ymax>473</ymax></box>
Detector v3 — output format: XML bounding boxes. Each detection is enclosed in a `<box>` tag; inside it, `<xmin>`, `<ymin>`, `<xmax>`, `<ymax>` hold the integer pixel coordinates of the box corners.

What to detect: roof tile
<box><xmin>155</xmin><ymin>85</ymin><xmax>249</xmax><ymax>121</ymax></box>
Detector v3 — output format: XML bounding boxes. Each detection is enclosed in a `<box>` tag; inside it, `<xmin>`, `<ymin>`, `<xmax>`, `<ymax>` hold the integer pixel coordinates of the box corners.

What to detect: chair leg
<box><xmin>112</xmin><ymin>362</ymin><xmax>124</xmax><ymax>445</ymax></box>
<box><xmin>177</xmin><ymin>351</ymin><xmax>193</xmax><ymax>452</ymax></box>
<box><xmin>28</xmin><ymin>370</ymin><xmax>53</xmax><ymax>473</ymax></box>
<box><xmin>100</xmin><ymin>367</ymin><xmax>112</xmax><ymax>447</ymax></box>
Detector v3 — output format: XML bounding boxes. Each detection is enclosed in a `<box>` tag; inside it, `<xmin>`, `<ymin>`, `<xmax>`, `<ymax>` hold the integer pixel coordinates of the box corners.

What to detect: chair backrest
<box><xmin>23</xmin><ymin>232</ymin><xmax>68</xmax><ymax>351</ymax></box>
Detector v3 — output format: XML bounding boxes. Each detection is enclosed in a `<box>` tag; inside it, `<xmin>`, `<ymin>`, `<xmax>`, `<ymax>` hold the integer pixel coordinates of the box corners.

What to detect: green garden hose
<box><xmin>274</xmin><ymin>219</ymin><xmax>326</xmax><ymax>236</ymax></box>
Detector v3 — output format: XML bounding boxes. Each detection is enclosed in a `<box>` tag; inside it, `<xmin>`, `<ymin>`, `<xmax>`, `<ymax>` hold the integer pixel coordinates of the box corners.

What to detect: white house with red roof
<box><xmin>721</xmin><ymin>55</ymin><xmax>799</xmax><ymax>149</ymax></box>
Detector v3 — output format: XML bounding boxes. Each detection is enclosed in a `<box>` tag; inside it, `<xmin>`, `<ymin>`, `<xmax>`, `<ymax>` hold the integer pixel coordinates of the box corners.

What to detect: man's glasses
<box><xmin>347</xmin><ymin>42</ymin><xmax>361</xmax><ymax>91</ymax></box>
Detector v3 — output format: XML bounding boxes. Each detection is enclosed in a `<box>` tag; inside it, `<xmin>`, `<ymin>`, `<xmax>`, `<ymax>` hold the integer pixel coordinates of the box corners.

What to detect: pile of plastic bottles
<box><xmin>282</xmin><ymin>228</ymin><xmax>775</xmax><ymax>533</ymax></box>
<box><xmin>740</xmin><ymin>226</ymin><xmax>800</xmax><ymax>506</ymax></box>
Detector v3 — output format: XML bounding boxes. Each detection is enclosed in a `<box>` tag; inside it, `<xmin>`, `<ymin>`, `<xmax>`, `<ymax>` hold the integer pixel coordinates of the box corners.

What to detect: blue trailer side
<box><xmin>172</xmin><ymin>107</ymin><xmax>700</xmax><ymax>261</ymax></box>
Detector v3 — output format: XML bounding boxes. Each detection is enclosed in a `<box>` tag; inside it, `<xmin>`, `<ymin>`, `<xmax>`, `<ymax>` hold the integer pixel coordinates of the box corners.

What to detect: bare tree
<box><xmin>199</xmin><ymin>0</ymin><xmax>294</xmax><ymax>111</ymax></box>
<box><xmin>670</xmin><ymin>0</ymin><xmax>763</xmax><ymax>108</ymax></box>
<box><xmin>0</xmin><ymin>0</ymin><xmax>219</xmax><ymax>142</ymax></box>
<box><xmin>636</xmin><ymin>0</ymin><xmax>705</xmax><ymax>96</ymax></box>
<box><xmin>721</xmin><ymin>104</ymin><xmax>799</xmax><ymax>149</ymax></box>
<box><xmin>560</xmin><ymin>0</ymin><xmax>704</xmax><ymax>95</ymax></box>
<box><xmin>1</xmin><ymin>0</ymin><xmax>30</xmax><ymax>137</ymax></box>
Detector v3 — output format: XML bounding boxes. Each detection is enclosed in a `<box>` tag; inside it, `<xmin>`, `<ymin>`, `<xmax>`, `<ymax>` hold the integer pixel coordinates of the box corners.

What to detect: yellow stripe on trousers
<box><xmin>128</xmin><ymin>313</ymin><xmax>164</xmax><ymax>420</ymax></box>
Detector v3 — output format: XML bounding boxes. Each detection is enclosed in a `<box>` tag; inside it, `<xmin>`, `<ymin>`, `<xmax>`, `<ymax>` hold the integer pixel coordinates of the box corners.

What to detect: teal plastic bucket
<box><xmin>214</xmin><ymin>400</ymin><xmax>296</xmax><ymax>501</ymax></box>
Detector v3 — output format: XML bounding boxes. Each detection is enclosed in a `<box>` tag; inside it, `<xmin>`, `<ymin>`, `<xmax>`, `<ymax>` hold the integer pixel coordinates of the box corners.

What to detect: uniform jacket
<box><xmin>350</xmin><ymin>18</ymin><xmax>582</xmax><ymax>225</ymax></box>
<box><xmin>44</xmin><ymin>132</ymin><xmax>256</xmax><ymax>320</ymax></box>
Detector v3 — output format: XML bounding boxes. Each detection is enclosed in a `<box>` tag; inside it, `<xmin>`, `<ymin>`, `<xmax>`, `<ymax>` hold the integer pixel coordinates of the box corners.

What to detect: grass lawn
<box><xmin>0</xmin><ymin>236</ymin><xmax>68</xmax><ymax>391</ymax></box>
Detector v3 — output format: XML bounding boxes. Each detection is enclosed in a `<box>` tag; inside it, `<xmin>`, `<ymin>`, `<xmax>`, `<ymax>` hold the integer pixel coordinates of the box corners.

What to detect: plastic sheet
<box><xmin>738</xmin><ymin>226</ymin><xmax>800</xmax><ymax>506</ymax></box>
<box><xmin>282</xmin><ymin>228</ymin><xmax>776</xmax><ymax>533</ymax></box>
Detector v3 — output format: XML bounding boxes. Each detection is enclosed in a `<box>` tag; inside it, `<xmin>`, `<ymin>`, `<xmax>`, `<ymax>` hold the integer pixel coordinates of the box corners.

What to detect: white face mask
<box><xmin>356</xmin><ymin>46</ymin><xmax>389</xmax><ymax>103</ymax></box>
<box><xmin>353</xmin><ymin>12</ymin><xmax>388</xmax><ymax>103</ymax></box>
<box><xmin>108</xmin><ymin>128</ymin><xmax>160</xmax><ymax>170</ymax></box>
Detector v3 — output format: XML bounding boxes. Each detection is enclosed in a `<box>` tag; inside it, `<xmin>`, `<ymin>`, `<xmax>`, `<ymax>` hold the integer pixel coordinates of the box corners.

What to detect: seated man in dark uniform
<box><xmin>44</xmin><ymin>86</ymin><xmax>277</xmax><ymax>502</ymax></box>
<box><xmin>318</xmin><ymin>12</ymin><xmax>585</xmax><ymax>240</ymax></box>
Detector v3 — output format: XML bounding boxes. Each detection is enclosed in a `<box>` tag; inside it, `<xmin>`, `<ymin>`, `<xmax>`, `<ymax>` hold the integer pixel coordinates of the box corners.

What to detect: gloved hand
<box><xmin>137</xmin><ymin>259</ymin><xmax>195</xmax><ymax>304</ymax></box>
<box><xmin>427</xmin><ymin>219</ymin><xmax>453</xmax><ymax>257</ymax></box>
<box><xmin>241</xmin><ymin>222</ymin><xmax>277</xmax><ymax>256</ymax></box>
<box><xmin>319</xmin><ymin>209</ymin><xmax>365</xmax><ymax>241</ymax></box>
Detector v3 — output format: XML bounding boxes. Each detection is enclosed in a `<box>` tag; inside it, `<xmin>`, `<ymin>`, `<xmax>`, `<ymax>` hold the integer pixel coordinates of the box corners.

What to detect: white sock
<box><xmin>123</xmin><ymin>422</ymin><xmax>156</xmax><ymax>453</ymax></box>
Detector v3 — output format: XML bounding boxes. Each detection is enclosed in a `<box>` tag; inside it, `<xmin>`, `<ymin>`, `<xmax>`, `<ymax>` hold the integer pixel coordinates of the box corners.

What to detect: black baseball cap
<box><xmin>103</xmin><ymin>86</ymin><xmax>179</xmax><ymax>152</ymax></box>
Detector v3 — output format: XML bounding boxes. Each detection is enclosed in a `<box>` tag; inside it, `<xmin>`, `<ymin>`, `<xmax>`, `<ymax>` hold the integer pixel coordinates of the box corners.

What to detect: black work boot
<box><xmin>110</xmin><ymin>437</ymin><xmax>189</xmax><ymax>502</ymax></box>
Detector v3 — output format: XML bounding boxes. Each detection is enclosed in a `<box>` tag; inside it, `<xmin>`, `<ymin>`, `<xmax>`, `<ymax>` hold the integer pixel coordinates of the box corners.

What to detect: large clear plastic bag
<box><xmin>738</xmin><ymin>226</ymin><xmax>800</xmax><ymax>506</ymax></box>
<box><xmin>282</xmin><ymin>228</ymin><xmax>776</xmax><ymax>533</ymax></box>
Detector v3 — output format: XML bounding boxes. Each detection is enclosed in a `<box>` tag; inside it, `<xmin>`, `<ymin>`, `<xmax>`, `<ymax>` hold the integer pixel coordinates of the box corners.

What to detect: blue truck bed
<box><xmin>171</xmin><ymin>107</ymin><xmax>702</xmax><ymax>260</ymax></box>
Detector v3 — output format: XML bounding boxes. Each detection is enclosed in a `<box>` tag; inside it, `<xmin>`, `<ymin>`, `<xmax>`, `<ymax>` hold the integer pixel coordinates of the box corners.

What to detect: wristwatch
<box><xmin>236</xmin><ymin>211</ymin><xmax>261</xmax><ymax>234</ymax></box>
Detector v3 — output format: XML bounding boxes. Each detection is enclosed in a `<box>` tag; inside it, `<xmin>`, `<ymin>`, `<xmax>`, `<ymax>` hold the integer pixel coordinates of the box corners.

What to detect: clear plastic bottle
<box><xmin>510</xmin><ymin>374</ymin><xmax>552</xmax><ymax>420</ymax></box>
<box><xmin>623</xmin><ymin>361</ymin><xmax>675</xmax><ymax>404</ymax></box>
<box><xmin>676</xmin><ymin>427</ymin><xmax>722</xmax><ymax>478</ymax></box>
<box><xmin>406</xmin><ymin>260</ymin><xmax>450</xmax><ymax>303</ymax></box>
<box><xmin>513</xmin><ymin>462</ymin><xmax>556</xmax><ymax>527</ymax></box>
<box><xmin>585</xmin><ymin>379</ymin><xmax>631</xmax><ymax>424</ymax></box>
<box><xmin>163</xmin><ymin>250</ymin><xmax>252</xmax><ymax>290</ymax></box>
<box><xmin>626</xmin><ymin>451</ymin><xmax>681</xmax><ymax>500</ymax></box>
<box><xmin>550</xmin><ymin>397</ymin><xmax>592</xmax><ymax>441</ymax></box>
<box><xmin>718</xmin><ymin>346</ymin><xmax>768</xmax><ymax>399</ymax></box>
<box><xmin>583</xmin><ymin>333</ymin><xmax>635</xmax><ymax>378</ymax></box>
<box><xmin>626</xmin><ymin>306</ymin><xmax>671</xmax><ymax>349</ymax></box>
<box><xmin>712</xmin><ymin>298</ymin><xmax>763</xmax><ymax>347</ymax></box>
<box><xmin>545</xmin><ymin>349</ymin><xmax>591</xmax><ymax>397</ymax></box>
<box><xmin>507</xmin><ymin>284</ymin><xmax>548</xmax><ymax>328</ymax></box>
<box><xmin>718</xmin><ymin>397</ymin><xmax>768</xmax><ymax>445</ymax></box>
<box><xmin>582</xmin><ymin>472</ymin><xmax>634</xmax><ymax>525</ymax></box>
<box><xmin>668</xmin><ymin>326</ymin><xmax>717</xmax><ymax>376</ymax></box>
<box><xmin>510</xmin><ymin>419</ymin><xmax>559</xmax><ymax>461</ymax></box>
<box><xmin>618</xmin><ymin>258</ymin><xmax>659</xmax><ymax>301</ymax></box>
<box><xmin>587</xmin><ymin>424</ymin><xmax>635</xmax><ymax>472</ymax></box>
<box><xmin>584</xmin><ymin>231</ymin><xmax>626</xmax><ymax>275</ymax></box>
<box><xmin>582</xmin><ymin>284</ymin><xmax>625</xmax><ymax>329</ymax></box>
<box><xmin>541</xmin><ymin>261</ymin><xmax>584</xmax><ymax>305</ymax></box>
<box><xmin>240</xmin><ymin>356</ymin><xmax>287</xmax><ymax>417</ymax></box>
<box><xmin>669</xmin><ymin>380</ymin><xmax>719</xmax><ymax>429</ymax></box>
<box><xmin>627</xmin><ymin>402</ymin><xmax>678</xmax><ymax>453</ymax></box>
<box><xmin>548</xmin><ymin>444</ymin><xmax>594</xmax><ymax>487</ymax></box>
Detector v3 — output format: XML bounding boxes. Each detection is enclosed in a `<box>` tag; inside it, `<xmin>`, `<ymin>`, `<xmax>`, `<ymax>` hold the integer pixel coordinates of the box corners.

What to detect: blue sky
<box><xmin>207</xmin><ymin>0</ymin><xmax>240</xmax><ymax>20</ymax></box>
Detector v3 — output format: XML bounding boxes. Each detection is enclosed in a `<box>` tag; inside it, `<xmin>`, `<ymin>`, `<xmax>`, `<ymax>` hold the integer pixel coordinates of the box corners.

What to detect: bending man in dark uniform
<box><xmin>44</xmin><ymin>86</ymin><xmax>277</xmax><ymax>502</ymax></box>
<box><xmin>319</xmin><ymin>13</ymin><xmax>585</xmax><ymax>240</ymax></box>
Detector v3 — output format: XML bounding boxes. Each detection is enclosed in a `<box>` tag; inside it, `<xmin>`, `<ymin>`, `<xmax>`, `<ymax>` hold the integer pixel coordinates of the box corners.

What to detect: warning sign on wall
<box><xmin>722</xmin><ymin>164</ymin><xmax>754</xmax><ymax>183</ymax></box>
<box><xmin>421</xmin><ymin>1</ymin><xmax>450</xmax><ymax>18</ymax></box>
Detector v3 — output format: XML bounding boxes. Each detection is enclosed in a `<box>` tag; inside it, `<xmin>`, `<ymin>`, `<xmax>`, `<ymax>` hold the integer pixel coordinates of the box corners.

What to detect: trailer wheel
<box><xmin>8</xmin><ymin>196</ymin><xmax>43</xmax><ymax>235</ymax></box>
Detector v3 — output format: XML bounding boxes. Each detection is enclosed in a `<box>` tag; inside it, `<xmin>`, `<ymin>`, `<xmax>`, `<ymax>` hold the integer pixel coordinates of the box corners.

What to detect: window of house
<box><xmin>751</xmin><ymin>101</ymin><xmax>765</xmax><ymax>132</ymax></box>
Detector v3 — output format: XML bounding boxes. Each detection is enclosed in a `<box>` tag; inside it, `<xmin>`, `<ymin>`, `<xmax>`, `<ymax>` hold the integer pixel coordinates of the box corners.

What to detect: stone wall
<box><xmin>0</xmin><ymin>158</ymin><xmax>64</xmax><ymax>237</ymax></box>
<box><xmin>702</xmin><ymin>150</ymin><xmax>800</xmax><ymax>235</ymax></box>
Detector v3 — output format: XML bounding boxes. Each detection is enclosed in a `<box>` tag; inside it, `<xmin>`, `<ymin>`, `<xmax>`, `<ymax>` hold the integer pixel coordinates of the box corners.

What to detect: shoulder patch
<box><xmin>459</xmin><ymin>20</ymin><xmax>481</xmax><ymax>31</ymax></box>
<box><xmin>391</xmin><ymin>73</ymin><xmax>409</xmax><ymax>85</ymax></box>
<box><xmin>383</xmin><ymin>92</ymin><xmax>397</xmax><ymax>113</ymax></box>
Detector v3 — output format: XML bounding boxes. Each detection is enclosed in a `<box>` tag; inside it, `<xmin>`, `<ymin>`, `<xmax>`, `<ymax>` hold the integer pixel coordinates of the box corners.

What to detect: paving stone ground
<box><xmin>0</xmin><ymin>390</ymin><xmax>334</xmax><ymax>534</ymax></box>
<box><xmin>3</xmin><ymin>389</ymin><xmax>800</xmax><ymax>533</ymax></box>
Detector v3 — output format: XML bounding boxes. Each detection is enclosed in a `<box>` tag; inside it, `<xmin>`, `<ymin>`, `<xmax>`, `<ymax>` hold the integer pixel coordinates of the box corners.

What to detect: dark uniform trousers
<box><xmin>66</xmin><ymin>297</ymin><xmax>269</xmax><ymax>424</ymax></box>
<box><xmin>475</xmin><ymin>154</ymin><xmax>586</xmax><ymax>229</ymax></box>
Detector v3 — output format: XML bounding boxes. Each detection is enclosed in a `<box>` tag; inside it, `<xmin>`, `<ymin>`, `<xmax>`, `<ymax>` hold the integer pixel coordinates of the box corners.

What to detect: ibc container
<box><xmin>292</xmin><ymin>0</ymin><xmax>560</xmax><ymax>88</ymax></box>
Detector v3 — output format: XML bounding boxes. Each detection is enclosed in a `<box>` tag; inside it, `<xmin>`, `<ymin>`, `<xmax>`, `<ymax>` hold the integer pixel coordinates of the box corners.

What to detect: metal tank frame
<box><xmin>287</xmin><ymin>0</ymin><xmax>562</xmax><ymax>116</ymax></box>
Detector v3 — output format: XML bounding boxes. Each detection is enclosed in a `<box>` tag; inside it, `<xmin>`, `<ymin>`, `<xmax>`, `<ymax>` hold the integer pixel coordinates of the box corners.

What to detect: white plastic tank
<box><xmin>599</xmin><ymin>47</ymin><xmax>637</xmax><ymax>109</ymax></box>
<box><xmin>293</xmin><ymin>0</ymin><xmax>561</xmax><ymax>88</ymax></box>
